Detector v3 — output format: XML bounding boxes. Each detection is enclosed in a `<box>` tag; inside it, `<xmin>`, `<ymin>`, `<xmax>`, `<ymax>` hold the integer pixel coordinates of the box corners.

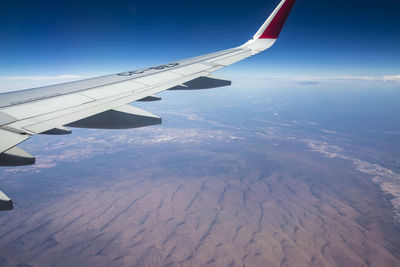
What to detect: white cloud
<box><xmin>330</xmin><ymin>75</ymin><xmax>400</xmax><ymax>83</ymax></box>
<box><xmin>383</xmin><ymin>75</ymin><xmax>400</xmax><ymax>82</ymax></box>
<box><xmin>262</xmin><ymin>74</ymin><xmax>400</xmax><ymax>84</ymax></box>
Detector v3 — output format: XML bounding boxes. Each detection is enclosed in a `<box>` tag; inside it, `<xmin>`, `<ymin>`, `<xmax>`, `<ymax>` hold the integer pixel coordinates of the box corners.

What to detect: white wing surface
<box><xmin>0</xmin><ymin>0</ymin><xmax>296</xmax><ymax>167</ymax></box>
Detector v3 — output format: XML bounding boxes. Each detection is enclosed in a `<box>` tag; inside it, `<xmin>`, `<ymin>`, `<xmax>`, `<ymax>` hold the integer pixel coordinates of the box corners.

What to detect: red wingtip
<box><xmin>259</xmin><ymin>0</ymin><xmax>296</xmax><ymax>39</ymax></box>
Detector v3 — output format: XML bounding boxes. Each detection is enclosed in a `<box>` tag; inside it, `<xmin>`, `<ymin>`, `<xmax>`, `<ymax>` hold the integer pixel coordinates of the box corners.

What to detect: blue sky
<box><xmin>0</xmin><ymin>0</ymin><xmax>399</xmax><ymax>90</ymax></box>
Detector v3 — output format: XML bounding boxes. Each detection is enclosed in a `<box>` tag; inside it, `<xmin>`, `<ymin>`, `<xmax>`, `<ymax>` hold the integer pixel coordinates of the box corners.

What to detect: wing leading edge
<box><xmin>0</xmin><ymin>0</ymin><xmax>295</xmax><ymax>168</ymax></box>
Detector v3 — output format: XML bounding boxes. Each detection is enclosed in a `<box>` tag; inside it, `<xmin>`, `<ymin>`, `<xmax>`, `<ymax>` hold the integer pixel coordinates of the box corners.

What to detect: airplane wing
<box><xmin>0</xmin><ymin>0</ymin><xmax>295</xmax><ymax>169</ymax></box>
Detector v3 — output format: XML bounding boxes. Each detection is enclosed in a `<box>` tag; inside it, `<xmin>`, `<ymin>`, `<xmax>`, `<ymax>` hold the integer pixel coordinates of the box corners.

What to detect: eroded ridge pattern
<box><xmin>0</xmin><ymin>127</ymin><xmax>399</xmax><ymax>267</ymax></box>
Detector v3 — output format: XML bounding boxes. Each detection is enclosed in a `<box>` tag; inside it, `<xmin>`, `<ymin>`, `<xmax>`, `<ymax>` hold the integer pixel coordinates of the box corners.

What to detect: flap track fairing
<box><xmin>0</xmin><ymin>190</ymin><xmax>13</xmax><ymax>211</ymax></box>
<box><xmin>137</xmin><ymin>95</ymin><xmax>161</xmax><ymax>102</ymax></box>
<box><xmin>0</xmin><ymin>146</ymin><xmax>35</xmax><ymax>167</ymax></box>
<box><xmin>169</xmin><ymin>75</ymin><xmax>231</xmax><ymax>91</ymax></box>
<box><xmin>66</xmin><ymin>105</ymin><xmax>161</xmax><ymax>130</ymax></box>
<box><xmin>41</xmin><ymin>126</ymin><xmax>72</xmax><ymax>135</ymax></box>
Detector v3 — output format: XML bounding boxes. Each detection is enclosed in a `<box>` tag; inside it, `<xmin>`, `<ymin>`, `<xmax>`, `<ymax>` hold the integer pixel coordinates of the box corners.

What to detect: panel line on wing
<box><xmin>19</xmin><ymin>72</ymin><xmax>210</xmax><ymax>134</ymax></box>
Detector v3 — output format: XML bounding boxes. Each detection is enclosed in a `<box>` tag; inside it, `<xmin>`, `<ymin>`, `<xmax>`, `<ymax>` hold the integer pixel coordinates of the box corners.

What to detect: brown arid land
<box><xmin>0</xmin><ymin>128</ymin><xmax>399</xmax><ymax>267</ymax></box>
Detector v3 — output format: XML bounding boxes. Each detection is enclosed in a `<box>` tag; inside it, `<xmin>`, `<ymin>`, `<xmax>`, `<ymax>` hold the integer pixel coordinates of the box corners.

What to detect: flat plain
<box><xmin>0</xmin><ymin>129</ymin><xmax>399</xmax><ymax>267</ymax></box>
<box><xmin>1</xmin><ymin>86</ymin><xmax>400</xmax><ymax>266</ymax></box>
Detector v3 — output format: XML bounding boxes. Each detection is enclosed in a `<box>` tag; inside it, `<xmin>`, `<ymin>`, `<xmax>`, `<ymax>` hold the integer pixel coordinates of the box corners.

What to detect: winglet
<box><xmin>253</xmin><ymin>0</ymin><xmax>296</xmax><ymax>40</ymax></box>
